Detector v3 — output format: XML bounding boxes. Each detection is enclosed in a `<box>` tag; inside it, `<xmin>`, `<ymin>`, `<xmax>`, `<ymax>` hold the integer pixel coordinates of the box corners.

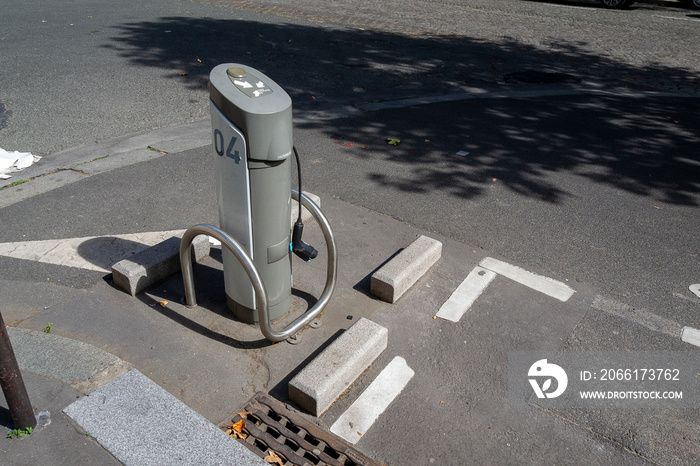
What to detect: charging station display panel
<box><xmin>210</xmin><ymin>100</ymin><xmax>255</xmax><ymax>308</ymax></box>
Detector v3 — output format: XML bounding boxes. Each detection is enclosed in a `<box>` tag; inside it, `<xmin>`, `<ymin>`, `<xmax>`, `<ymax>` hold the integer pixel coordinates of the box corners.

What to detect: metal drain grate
<box><xmin>227</xmin><ymin>392</ymin><xmax>382</xmax><ymax>466</ymax></box>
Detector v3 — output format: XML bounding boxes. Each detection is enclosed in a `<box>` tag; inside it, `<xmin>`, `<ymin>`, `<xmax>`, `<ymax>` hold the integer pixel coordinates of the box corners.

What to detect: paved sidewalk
<box><xmin>1</xmin><ymin>328</ymin><xmax>125</xmax><ymax>464</ymax></box>
<box><xmin>1</xmin><ymin>327</ymin><xmax>266</xmax><ymax>465</ymax></box>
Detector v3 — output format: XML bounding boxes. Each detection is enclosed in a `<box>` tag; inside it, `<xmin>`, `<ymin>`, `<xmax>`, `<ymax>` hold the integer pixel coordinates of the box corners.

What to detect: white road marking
<box><xmin>479</xmin><ymin>257</ymin><xmax>575</xmax><ymax>302</ymax></box>
<box><xmin>654</xmin><ymin>15</ymin><xmax>700</xmax><ymax>23</ymax></box>
<box><xmin>690</xmin><ymin>284</ymin><xmax>700</xmax><ymax>299</ymax></box>
<box><xmin>436</xmin><ymin>266</ymin><xmax>496</xmax><ymax>322</ymax></box>
<box><xmin>681</xmin><ymin>327</ymin><xmax>700</xmax><ymax>347</ymax></box>
<box><xmin>352</xmin><ymin>88</ymin><xmax>685</xmax><ymax>114</ymax></box>
<box><xmin>673</xmin><ymin>292</ymin><xmax>699</xmax><ymax>304</ymax></box>
<box><xmin>0</xmin><ymin>230</ymin><xmax>186</xmax><ymax>272</ymax></box>
<box><xmin>591</xmin><ymin>295</ymin><xmax>683</xmax><ymax>338</ymax></box>
<box><xmin>547</xmin><ymin>4</ymin><xmax>596</xmax><ymax>10</ymax></box>
<box><xmin>301</xmin><ymin>88</ymin><xmax>687</xmax><ymax>122</ymax></box>
<box><xmin>330</xmin><ymin>356</ymin><xmax>414</xmax><ymax>445</ymax></box>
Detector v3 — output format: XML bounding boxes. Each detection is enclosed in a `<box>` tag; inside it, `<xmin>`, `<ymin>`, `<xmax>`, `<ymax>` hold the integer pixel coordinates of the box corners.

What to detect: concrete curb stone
<box><xmin>370</xmin><ymin>235</ymin><xmax>442</xmax><ymax>303</ymax></box>
<box><xmin>288</xmin><ymin>318</ymin><xmax>388</xmax><ymax>417</ymax></box>
<box><xmin>112</xmin><ymin>233</ymin><xmax>210</xmax><ymax>296</ymax></box>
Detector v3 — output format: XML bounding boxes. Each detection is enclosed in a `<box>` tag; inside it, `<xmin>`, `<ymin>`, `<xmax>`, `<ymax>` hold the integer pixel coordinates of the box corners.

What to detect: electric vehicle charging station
<box><xmin>180</xmin><ymin>64</ymin><xmax>337</xmax><ymax>342</ymax></box>
<box><xmin>209</xmin><ymin>64</ymin><xmax>293</xmax><ymax>324</ymax></box>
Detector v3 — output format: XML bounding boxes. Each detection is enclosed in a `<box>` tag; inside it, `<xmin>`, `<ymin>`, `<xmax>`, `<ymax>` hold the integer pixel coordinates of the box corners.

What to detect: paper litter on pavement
<box><xmin>0</xmin><ymin>148</ymin><xmax>41</xmax><ymax>179</ymax></box>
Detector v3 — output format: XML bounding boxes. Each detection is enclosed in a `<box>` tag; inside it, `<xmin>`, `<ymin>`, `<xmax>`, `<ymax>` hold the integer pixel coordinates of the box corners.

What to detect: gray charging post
<box><xmin>209</xmin><ymin>64</ymin><xmax>293</xmax><ymax>324</ymax></box>
<box><xmin>181</xmin><ymin>63</ymin><xmax>337</xmax><ymax>342</ymax></box>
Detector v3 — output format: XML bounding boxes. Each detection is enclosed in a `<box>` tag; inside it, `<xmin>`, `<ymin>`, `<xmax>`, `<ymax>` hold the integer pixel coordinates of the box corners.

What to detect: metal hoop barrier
<box><xmin>179</xmin><ymin>190</ymin><xmax>337</xmax><ymax>342</ymax></box>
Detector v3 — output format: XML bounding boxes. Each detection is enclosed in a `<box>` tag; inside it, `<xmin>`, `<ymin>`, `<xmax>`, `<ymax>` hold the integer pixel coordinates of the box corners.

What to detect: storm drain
<box><xmin>226</xmin><ymin>392</ymin><xmax>382</xmax><ymax>466</ymax></box>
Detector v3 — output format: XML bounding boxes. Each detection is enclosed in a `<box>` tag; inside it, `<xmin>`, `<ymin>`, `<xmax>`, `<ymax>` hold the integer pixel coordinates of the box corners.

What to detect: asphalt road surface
<box><xmin>1</xmin><ymin>0</ymin><xmax>698</xmax><ymax>155</ymax></box>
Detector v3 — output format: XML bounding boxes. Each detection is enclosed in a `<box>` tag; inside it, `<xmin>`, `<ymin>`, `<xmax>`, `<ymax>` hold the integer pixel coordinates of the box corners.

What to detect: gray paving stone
<box><xmin>8</xmin><ymin>327</ymin><xmax>120</xmax><ymax>385</ymax></box>
<box><xmin>112</xmin><ymin>233</ymin><xmax>210</xmax><ymax>296</ymax></box>
<box><xmin>64</xmin><ymin>370</ymin><xmax>266</xmax><ymax>466</ymax></box>
<box><xmin>288</xmin><ymin>318</ymin><xmax>388</xmax><ymax>416</ymax></box>
<box><xmin>370</xmin><ymin>235</ymin><xmax>442</xmax><ymax>303</ymax></box>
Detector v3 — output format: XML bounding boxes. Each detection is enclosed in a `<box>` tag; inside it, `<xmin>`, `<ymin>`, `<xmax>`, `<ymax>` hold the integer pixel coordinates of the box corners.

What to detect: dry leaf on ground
<box><xmin>264</xmin><ymin>450</ymin><xmax>285</xmax><ymax>465</ymax></box>
<box><xmin>224</xmin><ymin>420</ymin><xmax>248</xmax><ymax>439</ymax></box>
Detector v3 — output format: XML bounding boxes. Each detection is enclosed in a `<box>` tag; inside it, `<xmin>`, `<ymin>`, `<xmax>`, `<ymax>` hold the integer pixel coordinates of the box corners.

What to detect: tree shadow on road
<box><xmin>103</xmin><ymin>15</ymin><xmax>700</xmax><ymax>206</ymax></box>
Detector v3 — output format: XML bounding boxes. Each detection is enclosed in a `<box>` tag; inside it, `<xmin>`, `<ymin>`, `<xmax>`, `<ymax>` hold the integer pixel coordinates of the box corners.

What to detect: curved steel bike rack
<box><xmin>179</xmin><ymin>190</ymin><xmax>337</xmax><ymax>342</ymax></box>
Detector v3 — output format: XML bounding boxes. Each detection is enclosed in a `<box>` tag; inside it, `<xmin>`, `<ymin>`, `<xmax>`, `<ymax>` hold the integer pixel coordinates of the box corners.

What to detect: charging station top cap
<box><xmin>226</xmin><ymin>66</ymin><xmax>246</xmax><ymax>78</ymax></box>
<box><xmin>209</xmin><ymin>63</ymin><xmax>293</xmax><ymax>162</ymax></box>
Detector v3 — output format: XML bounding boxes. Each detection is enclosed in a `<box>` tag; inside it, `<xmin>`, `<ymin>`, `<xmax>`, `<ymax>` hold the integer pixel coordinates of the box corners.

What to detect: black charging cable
<box><xmin>291</xmin><ymin>146</ymin><xmax>318</xmax><ymax>262</ymax></box>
